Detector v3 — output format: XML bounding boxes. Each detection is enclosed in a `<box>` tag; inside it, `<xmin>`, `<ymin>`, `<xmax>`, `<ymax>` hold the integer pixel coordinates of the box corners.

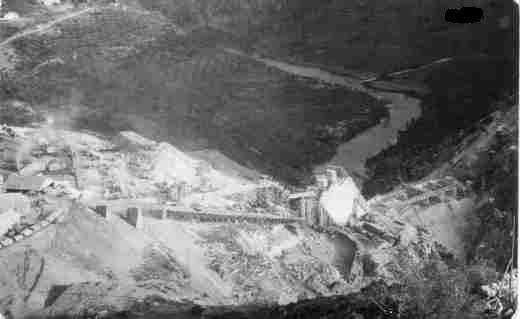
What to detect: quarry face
<box><xmin>0</xmin><ymin>0</ymin><xmax>517</xmax><ymax>318</ymax></box>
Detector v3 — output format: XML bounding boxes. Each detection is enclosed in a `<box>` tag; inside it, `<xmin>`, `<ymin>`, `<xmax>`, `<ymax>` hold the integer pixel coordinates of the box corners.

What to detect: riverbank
<box><xmin>223</xmin><ymin>48</ymin><xmax>425</xmax><ymax>180</ymax></box>
<box><xmin>1</xmin><ymin>20</ymin><xmax>388</xmax><ymax>187</ymax></box>
<box><xmin>362</xmin><ymin>56</ymin><xmax>516</xmax><ymax>197</ymax></box>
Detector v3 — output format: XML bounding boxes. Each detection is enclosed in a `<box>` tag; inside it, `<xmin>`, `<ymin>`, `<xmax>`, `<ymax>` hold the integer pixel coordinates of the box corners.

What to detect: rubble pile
<box><xmin>132</xmin><ymin>246</ymin><xmax>191</xmax><ymax>295</ymax></box>
<box><xmin>0</xmin><ymin>123</ymin><xmax>361</xmax><ymax>315</ymax></box>
<box><xmin>0</xmin><ymin>124</ymin><xmax>277</xmax><ymax>215</ymax></box>
<box><xmin>250</xmin><ymin>185</ymin><xmax>289</xmax><ymax>214</ymax></box>
<box><xmin>192</xmin><ymin>223</ymin><xmax>353</xmax><ymax>305</ymax></box>
<box><xmin>282</xmin><ymin>259</ymin><xmax>345</xmax><ymax>295</ymax></box>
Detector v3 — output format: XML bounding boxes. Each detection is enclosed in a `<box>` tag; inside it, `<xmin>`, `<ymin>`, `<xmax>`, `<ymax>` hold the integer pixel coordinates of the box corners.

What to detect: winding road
<box><xmin>0</xmin><ymin>7</ymin><xmax>95</xmax><ymax>49</ymax></box>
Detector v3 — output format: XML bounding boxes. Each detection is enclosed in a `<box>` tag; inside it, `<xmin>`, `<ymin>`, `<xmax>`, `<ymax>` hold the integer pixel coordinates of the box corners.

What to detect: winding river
<box><xmin>222</xmin><ymin>47</ymin><xmax>424</xmax><ymax>177</ymax></box>
<box><xmin>220</xmin><ymin>48</ymin><xmax>431</xmax><ymax>278</ymax></box>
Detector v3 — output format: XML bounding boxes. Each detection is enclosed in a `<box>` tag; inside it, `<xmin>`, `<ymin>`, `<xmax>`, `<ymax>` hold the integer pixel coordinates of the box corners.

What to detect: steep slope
<box><xmin>363</xmin><ymin>60</ymin><xmax>516</xmax><ymax>197</ymax></box>
<box><xmin>0</xmin><ymin>125</ymin><xmax>363</xmax><ymax>318</ymax></box>
<box><xmin>0</xmin><ymin>1</ymin><xmax>516</xmax><ymax>318</ymax></box>
<box><xmin>444</xmin><ymin>106</ymin><xmax>517</xmax><ymax>269</ymax></box>
<box><xmin>0</xmin><ymin>3</ymin><xmax>387</xmax><ymax>185</ymax></box>
<box><xmin>0</xmin><ymin>204</ymin><xmax>191</xmax><ymax>318</ymax></box>
<box><xmin>136</xmin><ymin>0</ymin><xmax>517</xmax><ymax>73</ymax></box>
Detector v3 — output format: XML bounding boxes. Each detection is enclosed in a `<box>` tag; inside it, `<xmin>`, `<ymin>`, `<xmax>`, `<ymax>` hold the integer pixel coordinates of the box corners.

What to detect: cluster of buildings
<box><xmin>0</xmin><ymin>168</ymin><xmax>70</xmax><ymax>248</ymax></box>
<box><xmin>0</xmin><ymin>173</ymin><xmax>53</xmax><ymax>237</ymax></box>
<box><xmin>0</xmin><ymin>138</ymin><xmax>77</xmax><ymax>240</ymax></box>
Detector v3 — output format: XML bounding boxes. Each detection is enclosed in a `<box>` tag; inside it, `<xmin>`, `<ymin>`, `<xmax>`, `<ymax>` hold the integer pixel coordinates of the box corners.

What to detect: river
<box><xmin>220</xmin><ymin>49</ymin><xmax>428</xmax><ymax>279</ymax></box>
<box><xmin>222</xmin><ymin>47</ymin><xmax>423</xmax><ymax>177</ymax></box>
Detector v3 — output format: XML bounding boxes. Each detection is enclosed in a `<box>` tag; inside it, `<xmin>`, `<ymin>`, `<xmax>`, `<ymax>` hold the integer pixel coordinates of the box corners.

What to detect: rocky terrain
<box><xmin>0</xmin><ymin>0</ymin><xmax>516</xmax><ymax>318</ymax></box>
<box><xmin>0</xmin><ymin>100</ymin><xmax>513</xmax><ymax>318</ymax></box>
<box><xmin>0</xmin><ymin>123</ymin><xmax>366</xmax><ymax>318</ymax></box>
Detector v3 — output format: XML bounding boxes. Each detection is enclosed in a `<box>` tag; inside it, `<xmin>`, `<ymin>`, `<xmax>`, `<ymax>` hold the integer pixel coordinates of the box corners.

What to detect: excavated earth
<box><xmin>0</xmin><ymin>125</ymin><xmax>364</xmax><ymax>318</ymax></box>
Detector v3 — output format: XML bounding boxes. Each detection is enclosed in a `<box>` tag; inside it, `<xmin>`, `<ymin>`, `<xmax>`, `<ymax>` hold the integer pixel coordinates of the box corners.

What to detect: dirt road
<box><xmin>0</xmin><ymin>7</ymin><xmax>95</xmax><ymax>49</ymax></box>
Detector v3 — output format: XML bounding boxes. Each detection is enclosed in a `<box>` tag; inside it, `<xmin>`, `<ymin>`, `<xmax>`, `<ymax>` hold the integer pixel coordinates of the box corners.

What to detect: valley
<box><xmin>0</xmin><ymin>0</ymin><xmax>517</xmax><ymax>318</ymax></box>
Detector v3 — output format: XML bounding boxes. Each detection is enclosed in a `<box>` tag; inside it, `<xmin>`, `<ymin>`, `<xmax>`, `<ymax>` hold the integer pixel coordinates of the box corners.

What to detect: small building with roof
<box><xmin>4</xmin><ymin>174</ymin><xmax>53</xmax><ymax>193</ymax></box>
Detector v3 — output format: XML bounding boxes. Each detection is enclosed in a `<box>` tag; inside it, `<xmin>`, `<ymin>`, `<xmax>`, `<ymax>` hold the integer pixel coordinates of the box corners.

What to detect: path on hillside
<box><xmin>0</xmin><ymin>7</ymin><xmax>95</xmax><ymax>49</ymax></box>
<box><xmin>361</xmin><ymin>57</ymin><xmax>455</xmax><ymax>82</ymax></box>
<box><xmin>222</xmin><ymin>47</ymin><xmax>423</xmax><ymax>176</ymax></box>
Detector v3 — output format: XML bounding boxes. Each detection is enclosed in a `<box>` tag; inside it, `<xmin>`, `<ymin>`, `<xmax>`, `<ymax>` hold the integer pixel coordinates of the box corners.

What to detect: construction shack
<box><xmin>4</xmin><ymin>174</ymin><xmax>53</xmax><ymax>193</ymax></box>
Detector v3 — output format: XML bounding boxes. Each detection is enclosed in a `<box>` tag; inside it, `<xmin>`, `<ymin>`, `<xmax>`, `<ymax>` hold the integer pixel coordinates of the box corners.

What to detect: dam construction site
<box><xmin>0</xmin><ymin>0</ymin><xmax>517</xmax><ymax>318</ymax></box>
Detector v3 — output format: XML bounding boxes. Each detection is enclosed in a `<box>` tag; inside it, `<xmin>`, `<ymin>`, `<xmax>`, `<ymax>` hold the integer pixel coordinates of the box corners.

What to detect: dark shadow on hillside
<box><xmin>363</xmin><ymin>56</ymin><xmax>517</xmax><ymax>197</ymax></box>
<box><xmin>2</xmin><ymin>24</ymin><xmax>387</xmax><ymax>186</ymax></box>
<box><xmin>24</xmin><ymin>283</ymin><xmax>396</xmax><ymax>319</ymax></box>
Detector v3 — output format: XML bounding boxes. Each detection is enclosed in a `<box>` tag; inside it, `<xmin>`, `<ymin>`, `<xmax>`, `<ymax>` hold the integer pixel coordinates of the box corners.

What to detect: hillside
<box><xmin>21</xmin><ymin>99</ymin><xmax>517</xmax><ymax>319</ymax></box>
<box><xmin>0</xmin><ymin>124</ymin><xmax>369</xmax><ymax>318</ymax></box>
<box><xmin>0</xmin><ymin>0</ymin><xmax>516</xmax><ymax>318</ymax></box>
<box><xmin>363</xmin><ymin>60</ymin><xmax>516</xmax><ymax>197</ymax></box>
<box><xmin>135</xmin><ymin>0</ymin><xmax>517</xmax><ymax>73</ymax></box>
<box><xmin>0</xmin><ymin>3</ymin><xmax>387</xmax><ymax>185</ymax></box>
<box><xmin>3</xmin><ymin>0</ymin><xmax>515</xmax><ymax>188</ymax></box>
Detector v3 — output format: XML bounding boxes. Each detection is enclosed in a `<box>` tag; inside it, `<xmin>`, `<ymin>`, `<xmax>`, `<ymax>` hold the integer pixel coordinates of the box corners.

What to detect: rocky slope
<box><xmin>0</xmin><ymin>1</ymin><xmax>516</xmax><ymax>318</ymax></box>
<box><xmin>23</xmin><ymin>100</ymin><xmax>516</xmax><ymax>319</ymax></box>
<box><xmin>0</xmin><ymin>124</ymin><xmax>365</xmax><ymax>318</ymax></box>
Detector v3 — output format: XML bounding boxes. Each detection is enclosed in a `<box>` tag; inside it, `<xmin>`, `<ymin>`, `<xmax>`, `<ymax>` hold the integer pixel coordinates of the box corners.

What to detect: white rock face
<box><xmin>150</xmin><ymin>142</ymin><xmax>201</xmax><ymax>185</ymax></box>
<box><xmin>319</xmin><ymin>176</ymin><xmax>365</xmax><ymax>225</ymax></box>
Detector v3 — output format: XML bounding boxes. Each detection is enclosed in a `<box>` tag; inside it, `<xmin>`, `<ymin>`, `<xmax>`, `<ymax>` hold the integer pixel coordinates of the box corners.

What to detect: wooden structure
<box><xmin>4</xmin><ymin>174</ymin><xmax>53</xmax><ymax>193</ymax></box>
<box><xmin>289</xmin><ymin>190</ymin><xmax>330</xmax><ymax>227</ymax></box>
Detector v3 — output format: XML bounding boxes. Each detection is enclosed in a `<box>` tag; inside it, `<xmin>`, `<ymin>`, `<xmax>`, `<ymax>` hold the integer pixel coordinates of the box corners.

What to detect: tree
<box><xmin>388</xmin><ymin>248</ymin><xmax>493</xmax><ymax>319</ymax></box>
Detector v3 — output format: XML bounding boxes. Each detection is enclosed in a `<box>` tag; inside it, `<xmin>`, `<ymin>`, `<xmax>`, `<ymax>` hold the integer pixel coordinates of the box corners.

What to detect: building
<box><xmin>325</xmin><ymin>168</ymin><xmax>338</xmax><ymax>185</ymax></box>
<box><xmin>288</xmin><ymin>167</ymin><xmax>369</xmax><ymax>228</ymax></box>
<box><xmin>315</xmin><ymin>174</ymin><xmax>329</xmax><ymax>189</ymax></box>
<box><xmin>289</xmin><ymin>190</ymin><xmax>316</xmax><ymax>216</ymax></box>
<box><xmin>288</xmin><ymin>190</ymin><xmax>329</xmax><ymax>226</ymax></box>
<box><xmin>169</xmin><ymin>182</ymin><xmax>187</xmax><ymax>202</ymax></box>
<box><xmin>4</xmin><ymin>174</ymin><xmax>53</xmax><ymax>193</ymax></box>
